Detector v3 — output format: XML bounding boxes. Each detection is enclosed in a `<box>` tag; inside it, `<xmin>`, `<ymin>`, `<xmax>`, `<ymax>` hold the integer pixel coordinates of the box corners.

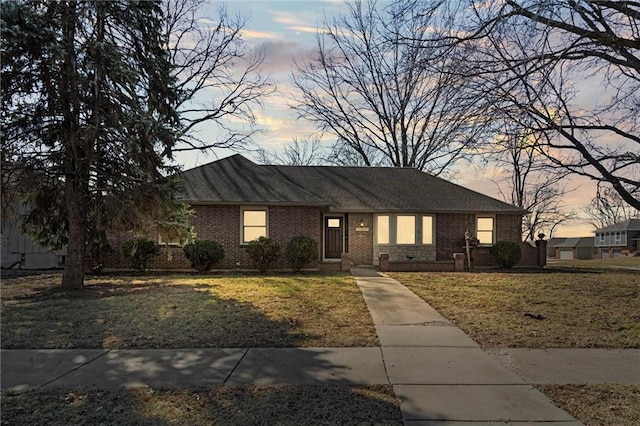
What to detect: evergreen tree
<box><xmin>1</xmin><ymin>1</ymin><xmax>182</xmax><ymax>289</ymax></box>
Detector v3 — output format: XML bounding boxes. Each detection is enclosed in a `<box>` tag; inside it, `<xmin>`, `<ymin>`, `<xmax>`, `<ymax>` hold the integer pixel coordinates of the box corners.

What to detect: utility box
<box><xmin>453</xmin><ymin>253</ymin><xmax>465</xmax><ymax>271</ymax></box>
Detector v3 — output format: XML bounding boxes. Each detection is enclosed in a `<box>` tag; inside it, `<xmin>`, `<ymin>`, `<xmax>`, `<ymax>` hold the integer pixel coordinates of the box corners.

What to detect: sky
<box><xmin>172</xmin><ymin>0</ymin><xmax>607</xmax><ymax>239</ymax></box>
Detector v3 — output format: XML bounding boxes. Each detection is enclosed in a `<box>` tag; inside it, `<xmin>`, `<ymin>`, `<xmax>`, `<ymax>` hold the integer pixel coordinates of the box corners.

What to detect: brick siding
<box><xmin>102</xmin><ymin>205</ymin><xmax>323</xmax><ymax>271</ymax></box>
<box><xmin>346</xmin><ymin>213</ymin><xmax>373</xmax><ymax>265</ymax></box>
<box><xmin>101</xmin><ymin>208</ymin><xmax>523</xmax><ymax>271</ymax></box>
<box><xmin>435</xmin><ymin>213</ymin><xmax>521</xmax><ymax>266</ymax></box>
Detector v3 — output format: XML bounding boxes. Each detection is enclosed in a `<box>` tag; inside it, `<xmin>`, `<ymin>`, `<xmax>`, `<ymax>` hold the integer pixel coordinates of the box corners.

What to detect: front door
<box><xmin>325</xmin><ymin>217</ymin><xmax>343</xmax><ymax>259</ymax></box>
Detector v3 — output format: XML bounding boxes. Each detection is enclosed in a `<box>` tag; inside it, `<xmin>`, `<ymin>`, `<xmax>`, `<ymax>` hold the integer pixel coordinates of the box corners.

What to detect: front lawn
<box><xmin>390</xmin><ymin>271</ymin><xmax>639</xmax><ymax>348</ymax></box>
<box><xmin>537</xmin><ymin>384</ymin><xmax>640</xmax><ymax>426</ymax></box>
<box><xmin>548</xmin><ymin>256</ymin><xmax>640</xmax><ymax>270</ymax></box>
<box><xmin>1</xmin><ymin>273</ymin><xmax>378</xmax><ymax>349</ymax></box>
<box><xmin>1</xmin><ymin>385</ymin><xmax>402</xmax><ymax>425</ymax></box>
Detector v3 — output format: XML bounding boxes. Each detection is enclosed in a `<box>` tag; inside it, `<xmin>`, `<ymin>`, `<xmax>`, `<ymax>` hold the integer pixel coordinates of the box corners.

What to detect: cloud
<box><xmin>271</xmin><ymin>10</ymin><xmax>323</xmax><ymax>34</ymax></box>
<box><xmin>242</xmin><ymin>29</ymin><xmax>281</xmax><ymax>40</ymax></box>
<box><xmin>255</xmin><ymin>40</ymin><xmax>317</xmax><ymax>74</ymax></box>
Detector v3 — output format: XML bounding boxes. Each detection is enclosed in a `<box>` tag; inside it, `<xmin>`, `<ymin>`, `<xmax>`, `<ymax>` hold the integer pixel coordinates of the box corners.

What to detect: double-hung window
<box><xmin>476</xmin><ymin>216</ymin><xmax>495</xmax><ymax>245</ymax></box>
<box><xmin>242</xmin><ymin>208</ymin><xmax>267</xmax><ymax>243</ymax></box>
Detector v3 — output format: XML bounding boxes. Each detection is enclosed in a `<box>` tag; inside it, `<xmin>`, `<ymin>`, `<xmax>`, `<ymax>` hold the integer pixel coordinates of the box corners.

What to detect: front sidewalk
<box><xmin>352</xmin><ymin>268</ymin><xmax>580</xmax><ymax>424</ymax></box>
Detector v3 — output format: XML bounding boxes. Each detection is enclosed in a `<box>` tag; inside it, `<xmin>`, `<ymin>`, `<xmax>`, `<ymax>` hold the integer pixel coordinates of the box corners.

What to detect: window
<box><xmin>422</xmin><ymin>215</ymin><xmax>433</xmax><ymax>245</ymax></box>
<box><xmin>377</xmin><ymin>215</ymin><xmax>389</xmax><ymax>244</ymax></box>
<box><xmin>242</xmin><ymin>208</ymin><xmax>267</xmax><ymax>243</ymax></box>
<box><xmin>397</xmin><ymin>215</ymin><xmax>416</xmax><ymax>244</ymax></box>
<box><xmin>476</xmin><ymin>216</ymin><xmax>495</xmax><ymax>245</ymax></box>
<box><xmin>615</xmin><ymin>232</ymin><xmax>621</xmax><ymax>244</ymax></box>
<box><xmin>598</xmin><ymin>233</ymin><xmax>605</xmax><ymax>245</ymax></box>
<box><xmin>327</xmin><ymin>218</ymin><xmax>341</xmax><ymax>228</ymax></box>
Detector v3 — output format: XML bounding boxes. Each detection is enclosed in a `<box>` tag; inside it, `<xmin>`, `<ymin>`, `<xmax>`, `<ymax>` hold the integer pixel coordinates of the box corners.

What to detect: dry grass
<box><xmin>548</xmin><ymin>256</ymin><xmax>640</xmax><ymax>270</ymax></box>
<box><xmin>390</xmin><ymin>271</ymin><xmax>640</xmax><ymax>348</ymax></box>
<box><xmin>536</xmin><ymin>384</ymin><xmax>640</xmax><ymax>426</ymax></box>
<box><xmin>1</xmin><ymin>385</ymin><xmax>402</xmax><ymax>425</ymax></box>
<box><xmin>1</xmin><ymin>273</ymin><xmax>378</xmax><ymax>349</ymax></box>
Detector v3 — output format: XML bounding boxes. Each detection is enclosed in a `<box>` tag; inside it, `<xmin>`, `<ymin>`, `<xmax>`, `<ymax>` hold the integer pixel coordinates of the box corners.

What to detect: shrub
<box><xmin>122</xmin><ymin>238</ymin><xmax>160</xmax><ymax>272</ymax></box>
<box><xmin>245</xmin><ymin>236</ymin><xmax>280</xmax><ymax>273</ymax></box>
<box><xmin>183</xmin><ymin>240</ymin><xmax>225</xmax><ymax>273</ymax></box>
<box><xmin>490</xmin><ymin>241</ymin><xmax>522</xmax><ymax>268</ymax></box>
<box><xmin>286</xmin><ymin>236</ymin><xmax>319</xmax><ymax>272</ymax></box>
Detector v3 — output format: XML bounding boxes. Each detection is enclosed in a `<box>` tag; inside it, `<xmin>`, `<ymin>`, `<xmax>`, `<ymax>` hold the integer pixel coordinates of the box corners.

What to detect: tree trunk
<box><xmin>62</xmin><ymin>178</ymin><xmax>86</xmax><ymax>290</ymax></box>
<box><xmin>60</xmin><ymin>1</ymin><xmax>85</xmax><ymax>290</ymax></box>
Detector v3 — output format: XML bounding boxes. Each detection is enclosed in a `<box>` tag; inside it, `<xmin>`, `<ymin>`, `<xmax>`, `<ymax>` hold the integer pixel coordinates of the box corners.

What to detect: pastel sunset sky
<box><xmin>172</xmin><ymin>0</ymin><xmax>610</xmax><ymax>238</ymax></box>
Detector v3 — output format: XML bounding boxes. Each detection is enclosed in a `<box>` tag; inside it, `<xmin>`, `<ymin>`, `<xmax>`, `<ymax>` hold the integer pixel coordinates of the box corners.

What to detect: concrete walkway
<box><xmin>352</xmin><ymin>268</ymin><xmax>582</xmax><ymax>425</ymax></box>
<box><xmin>2</xmin><ymin>268</ymin><xmax>638</xmax><ymax>425</ymax></box>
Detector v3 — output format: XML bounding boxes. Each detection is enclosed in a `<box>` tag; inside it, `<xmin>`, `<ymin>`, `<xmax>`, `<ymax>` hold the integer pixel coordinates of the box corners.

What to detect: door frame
<box><xmin>323</xmin><ymin>214</ymin><xmax>345</xmax><ymax>261</ymax></box>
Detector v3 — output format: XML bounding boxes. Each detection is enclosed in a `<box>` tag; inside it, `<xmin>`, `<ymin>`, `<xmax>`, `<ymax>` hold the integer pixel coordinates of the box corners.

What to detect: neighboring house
<box><xmin>549</xmin><ymin>237</ymin><xmax>596</xmax><ymax>260</ymax></box>
<box><xmin>546</xmin><ymin>238</ymin><xmax>565</xmax><ymax>257</ymax></box>
<box><xmin>105</xmin><ymin>154</ymin><xmax>527</xmax><ymax>271</ymax></box>
<box><xmin>1</xmin><ymin>205</ymin><xmax>66</xmax><ymax>270</ymax></box>
<box><xmin>594</xmin><ymin>219</ymin><xmax>640</xmax><ymax>258</ymax></box>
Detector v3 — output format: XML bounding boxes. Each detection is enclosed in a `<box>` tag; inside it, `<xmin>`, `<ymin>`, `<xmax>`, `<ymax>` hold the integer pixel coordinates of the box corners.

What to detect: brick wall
<box><xmin>102</xmin><ymin>205</ymin><xmax>323</xmax><ymax>271</ymax></box>
<box><xmin>436</xmin><ymin>213</ymin><xmax>522</xmax><ymax>266</ymax></box>
<box><xmin>347</xmin><ymin>213</ymin><xmax>373</xmax><ymax>265</ymax></box>
<box><xmin>101</xmin><ymin>208</ymin><xmax>523</xmax><ymax>271</ymax></box>
<box><xmin>268</xmin><ymin>205</ymin><xmax>322</xmax><ymax>269</ymax></box>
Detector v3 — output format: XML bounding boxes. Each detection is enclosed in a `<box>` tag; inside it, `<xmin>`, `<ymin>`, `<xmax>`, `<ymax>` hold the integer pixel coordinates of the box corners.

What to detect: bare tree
<box><xmin>583</xmin><ymin>185</ymin><xmax>640</xmax><ymax>229</ymax></box>
<box><xmin>164</xmin><ymin>0</ymin><xmax>274</xmax><ymax>153</ymax></box>
<box><xmin>291</xmin><ymin>0</ymin><xmax>491</xmax><ymax>175</ymax></box>
<box><xmin>257</xmin><ymin>137</ymin><xmax>327</xmax><ymax>166</ymax></box>
<box><xmin>491</xmin><ymin>125</ymin><xmax>575</xmax><ymax>240</ymax></box>
<box><xmin>444</xmin><ymin>0</ymin><xmax>640</xmax><ymax>209</ymax></box>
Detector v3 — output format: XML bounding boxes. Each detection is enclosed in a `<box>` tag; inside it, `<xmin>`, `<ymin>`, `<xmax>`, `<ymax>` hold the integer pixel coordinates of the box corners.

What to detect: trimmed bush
<box><xmin>183</xmin><ymin>240</ymin><xmax>225</xmax><ymax>273</ymax></box>
<box><xmin>245</xmin><ymin>236</ymin><xmax>280</xmax><ymax>274</ymax></box>
<box><xmin>286</xmin><ymin>236</ymin><xmax>319</xmax><ymax>272</ymax></box>
<box><xmin>490</xmin><ymin>241</ymin><xmax>522</xmax><ymax>268</ymax></box>
<box><xmin>122</xmin><ymin>238</ymin><xmax>159</xmax><ymax>272</ymax></box>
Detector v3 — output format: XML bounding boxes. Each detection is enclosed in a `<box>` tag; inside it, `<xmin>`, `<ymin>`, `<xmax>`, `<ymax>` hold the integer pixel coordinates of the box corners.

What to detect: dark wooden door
<box><xmin>325</xmin><ymin>217</ymin><xmax>343</xmax><ymax>259</ymax></box>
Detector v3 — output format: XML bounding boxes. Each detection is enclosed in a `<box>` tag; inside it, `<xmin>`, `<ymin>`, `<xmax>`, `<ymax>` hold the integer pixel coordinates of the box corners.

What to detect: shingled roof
<box><xmin>177</xmin><ymin>154</ymin><xmax>325</xmax><ymax>205</ymax></box>
<box><xmin>178</xmin><ymin>154</ymin><xmax>525</xmax><ymax>214</ymax></box>
<box><xmin>594</xmin><ymin>219</ymin><xmax>640</xmax><ymax>233</ymax></box>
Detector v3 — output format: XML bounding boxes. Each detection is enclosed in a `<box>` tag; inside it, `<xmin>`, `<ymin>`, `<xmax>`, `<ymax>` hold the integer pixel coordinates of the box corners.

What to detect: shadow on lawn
<box><xmin>1</xmin><ymin>278</ymin><xmax>310</xmax><ymax>349</ymax></box>
<box><xmin>1</xmin><ymin>276</ymin><xmax>405</xmax><ymax>424</ymax></box>
<box><xmin>2</xmin><ymin>385</ymin><xmax>403</xmax><ymax>424</ymax></box>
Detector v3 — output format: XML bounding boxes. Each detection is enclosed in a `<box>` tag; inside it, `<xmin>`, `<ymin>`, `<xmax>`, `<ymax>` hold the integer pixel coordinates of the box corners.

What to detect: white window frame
<box><xmin>476</xmin><ymin>215</ymin><xmax>495</xmax><ymax>246</ymax></box>
<box><xmin>241</xmin><ymin>207</ymin><xmax>268</xmax><ymax>244</ymax></box>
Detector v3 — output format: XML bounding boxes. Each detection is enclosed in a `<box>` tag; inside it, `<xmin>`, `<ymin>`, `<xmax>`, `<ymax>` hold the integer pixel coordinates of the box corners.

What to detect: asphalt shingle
<box><xmin>177</xmin><ymin>154</ymin><xmax>525</xmax><ymax>213</ymax></box>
